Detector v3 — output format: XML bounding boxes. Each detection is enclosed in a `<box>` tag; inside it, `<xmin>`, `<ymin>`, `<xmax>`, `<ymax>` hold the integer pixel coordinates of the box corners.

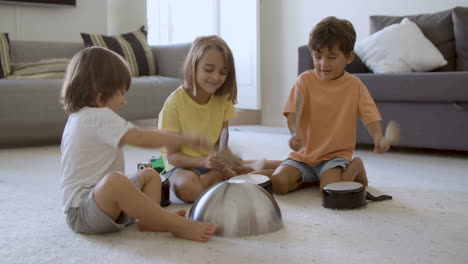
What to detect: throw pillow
<box><xmin>7</xmin><ymin>72</ymin><xmax>65</xmax><ymax>80</ymax></box>
<box><xmin>0</xmin><ymin>32</ymin><xmax>11</xmax><ymax>78</ymax></box>
<box><xmin>8</xmin><ymin>58</ymin><xmax>70</xmax><ymax>79</ymax></box>
<box><xmin>11</xmin><ymin>58</ymin><xmax>70</xmax><ymax>76</ymax></box>
<box><xmin>81</xmin><ymin>26</ymin><xmax>156</xmax><ymax>77</ymax></box>
<box><xmin>452</xmin><ymin>6</ymin><xmax>468</xmax><ymax>71</ymax></box>
<box><xmin>369</xmin><ymin>9</ymin><xmax>455</xmax><ymax>71</ymax></box>
<box><xmin>355</xmin><ymin>18</ymin><xmax>447</xmax><ymax>73</ymax></box>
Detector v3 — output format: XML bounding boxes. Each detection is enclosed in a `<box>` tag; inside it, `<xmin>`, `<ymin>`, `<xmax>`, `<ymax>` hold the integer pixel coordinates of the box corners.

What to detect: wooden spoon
<box><xmin>295</xmin><ymin>89</ymin><xmax>304</xmax><ymax>140</ymax></box>
<box><xmin>379</xmin><ymin>120</ymin><xmax>401</xmax><ymax>148</ymax></box>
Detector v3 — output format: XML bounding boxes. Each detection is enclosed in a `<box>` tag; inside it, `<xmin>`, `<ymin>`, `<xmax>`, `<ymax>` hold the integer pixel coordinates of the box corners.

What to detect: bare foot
<box><xmin>138</xmin><ymin>209</ymin><xmax>187</xmax><ymax>232</ymax></box>
<box><xmin>171</xmin><ymin>218</ymin><xmax>217</xmax><ymax>242</ymax></box>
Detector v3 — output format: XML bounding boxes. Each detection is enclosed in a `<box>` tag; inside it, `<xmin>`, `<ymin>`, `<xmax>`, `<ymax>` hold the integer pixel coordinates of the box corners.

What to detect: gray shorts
<box><xmin>281</xmin><ymin>157</ymin><xmax>349</xmax><ymax>183</ymax></box>
<box><xmin>66</xmin><ymin>174</ymin><xmax>141</xmax><ymax>234</ymax></box>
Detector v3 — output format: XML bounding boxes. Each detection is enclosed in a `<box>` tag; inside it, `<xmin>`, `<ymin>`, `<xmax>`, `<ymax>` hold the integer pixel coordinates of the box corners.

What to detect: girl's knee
<box><xmin>174</xmin><ymin>175</ymin><xmax>204</xmax><ymax>202</ymax></box>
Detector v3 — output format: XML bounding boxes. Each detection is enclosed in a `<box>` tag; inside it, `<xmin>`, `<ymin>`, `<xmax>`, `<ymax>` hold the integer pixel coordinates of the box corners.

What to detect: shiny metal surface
<box><xmin>188</xmin><ymin>180</ymin><xmax>283</xmax><ymax>237</ymax></box>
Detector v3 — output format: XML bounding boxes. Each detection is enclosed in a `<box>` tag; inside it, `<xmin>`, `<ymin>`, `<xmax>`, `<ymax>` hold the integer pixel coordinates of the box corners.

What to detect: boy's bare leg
<box><xmin>248</xmin><ymin>160</ymin><xmax>283</xmax><ymax>177</ymax></box>
<box><xmin>93</xmin><ymin>172</ymin><xmax>217</xmax><ymax>242</ymax></box>
<box><xmin>319</xmin><ymin>167</ymin><xmax>343</xmax><ymax>190</ymax></box>
<box><xmin>135</xmin><ymin>168</ymin><xmax>187</xmax><ymax>231</ymax></box>
<box><xmin>271</xmin><ymin>165</ymin><xmax>302</xmax><ymax>194</ymax></box>
<box><xmin>319</xmin><ymin>158</ymin><xmax>368</xmax><ymax>191</ymax></box>
<box><xmin>136</xmin><ymin>168</ymin><xmax>162</xmax><ymax>205</ymax></box>
<box><xmin>342</xmin><ymin>157</ymin><xmax>368</xmax><ymax>186</ymax></box>
<box><xmin>171</xmin><ymin>169</ymin><xmax>224</xmax><ymax>202</ymax></box>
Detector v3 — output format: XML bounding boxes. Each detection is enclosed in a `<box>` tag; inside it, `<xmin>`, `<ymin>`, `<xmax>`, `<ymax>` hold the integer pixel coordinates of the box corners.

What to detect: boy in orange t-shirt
<box><xmin>271</xmin><ymin>16</ymin><xmax>392</xmax><ymax>194</ymax></box>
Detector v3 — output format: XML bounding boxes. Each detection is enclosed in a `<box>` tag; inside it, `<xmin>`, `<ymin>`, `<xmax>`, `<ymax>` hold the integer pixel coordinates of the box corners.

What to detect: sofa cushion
<box><xmin>0</xmin><ymin>33</ymin><xmax>11</xmax><ymax>78</ymax></box>
<box><xmin>81</xmin><ymin>26</ymin><xmax>157</xmax><ymax>77</ymax></box>
<box><xmin>356</xmin><ymin>18</ymin><xmax>447</xmax><ymax>73</ymax></box>
<box><xmin>452</xmin><ymin>6</ymin><xmax>468</xmax><ymax>71</ymax></box>
<box><xmin>355</xmin><ymin>72</ymin><xmax>468</xmax><ymax>102</ymax></box>
<box><xmin>369</xmin><ymin>9</ymin><xmax>456</xmax><ymax>71</ymax></box>
<box><xmin>8</xmin><ymin>58</ymin><xmax>69</xmax><ymax>79</ymax></box>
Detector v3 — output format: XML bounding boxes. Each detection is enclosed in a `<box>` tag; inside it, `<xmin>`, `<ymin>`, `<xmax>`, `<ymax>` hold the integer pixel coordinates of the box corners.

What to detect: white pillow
<box><xmin>355</xmin><ymin>18</ymin><xmax>447</xmax><ymax>73</ymax></box>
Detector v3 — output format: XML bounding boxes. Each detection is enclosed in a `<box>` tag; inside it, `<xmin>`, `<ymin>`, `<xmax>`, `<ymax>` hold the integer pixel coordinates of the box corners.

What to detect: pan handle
<box><xmin>366</xmin><ymin>191</ymin><xmax>392</xmax><ymax>202</ymax></box>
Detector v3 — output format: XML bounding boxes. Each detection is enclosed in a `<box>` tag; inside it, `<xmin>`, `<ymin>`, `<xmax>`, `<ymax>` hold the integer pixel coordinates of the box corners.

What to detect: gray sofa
<box><xmin>0</xmin><ymin>41</ymin><xmax>191</xmax><ymax>147</ymax></box>
<box><xmin>298</xmin><ymin>7</ymin><xmax>468</xmax><ymax>151</ymax></box>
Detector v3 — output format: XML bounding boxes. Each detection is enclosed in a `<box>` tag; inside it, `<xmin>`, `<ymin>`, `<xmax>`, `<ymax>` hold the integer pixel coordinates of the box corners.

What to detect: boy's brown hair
<box><xmin>182</xmin><ymin>35</ymin><xmax>237</xmax><ymax>104</ymax></box>
<box><xmin>61</xmin><ymin>46</ymin><xmax>131</xmax><ymax>114</ymax></box>
<box><xmin>309</xmin><ymin>16</ymin><xmax>356</xmax><ymax>56</ymax></box>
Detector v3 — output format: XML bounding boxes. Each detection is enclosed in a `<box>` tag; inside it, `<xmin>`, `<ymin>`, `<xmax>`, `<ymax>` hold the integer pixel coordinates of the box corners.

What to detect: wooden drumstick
<box><xmin>242</xmin><ymin>158</ymin><xmax>266</xmax><ymax>171</ymax></box>
<box><xmin>219</xmin><ymin>127</ymin><xmax>229</xmax><ymax>153</ymax></box>
<box><xmin>379</xmin><ymin>120</ymin><xmax>401</xmax><ymax>148</ymax></box>
<box><xmin>295</xmin><ymin>89</ymin><xmax>304</xmax><ymax>140</ymax></box>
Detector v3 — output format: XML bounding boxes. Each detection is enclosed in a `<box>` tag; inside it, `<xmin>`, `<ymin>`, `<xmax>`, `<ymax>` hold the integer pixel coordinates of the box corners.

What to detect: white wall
<box><xmin>260</xmin><ymin>0</ymin><xmax>468</xmax><ymax>126</ymax></box>
<box><xmin>0</xmin><ymin>0</ymin><xmax>146</xmax><ymax>42</ymax></box>
<box><xmin>107</xmin><ymin>0</ymin><xmax>147</xmax><ymax>35</ymax></box>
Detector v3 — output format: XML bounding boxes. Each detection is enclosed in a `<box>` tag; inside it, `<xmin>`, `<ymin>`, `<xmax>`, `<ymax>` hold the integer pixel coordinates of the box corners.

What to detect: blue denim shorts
<box><xmin>281</xmin><ymin>157</ymin><xmax>349</xmax><ymax>183</ymax></box>
<box><xmin>165</xmin><ymin>167</ymin><xmax>212</xmax><ymax>179</ymax></box>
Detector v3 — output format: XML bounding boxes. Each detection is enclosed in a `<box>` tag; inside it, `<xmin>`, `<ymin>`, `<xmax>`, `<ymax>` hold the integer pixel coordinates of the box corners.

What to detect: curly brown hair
<box><xmin>309</xmin><ymin>16</ymin><xmax>356</xmax><ymax>56</ymax></box>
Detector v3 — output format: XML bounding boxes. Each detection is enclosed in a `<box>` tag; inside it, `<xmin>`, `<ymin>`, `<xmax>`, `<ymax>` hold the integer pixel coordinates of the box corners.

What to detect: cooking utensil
<box><xmin>322</xmin><ymin>181</ymin><xmax>392</xmax><ymax>210</ymax></box>
<box><xmin>379</xmin><ymin>120</ymin><xmax>401</xmax><ymax>148</ymax></box>
<box><xmin>188</xmin><ymin>180</ymin><xmax>283</xmax><ymax>237</ymax></box>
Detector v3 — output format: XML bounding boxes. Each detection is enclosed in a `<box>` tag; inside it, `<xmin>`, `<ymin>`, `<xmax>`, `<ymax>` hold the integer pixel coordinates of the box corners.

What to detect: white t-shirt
<box><xmin>60</xmin><ymin>107</ymin><xmax>135</xmax><ymax>213</ymax></box>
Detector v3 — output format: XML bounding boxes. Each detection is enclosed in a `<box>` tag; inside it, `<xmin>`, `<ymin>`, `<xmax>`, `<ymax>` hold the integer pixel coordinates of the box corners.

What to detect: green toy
<box><xmin>137</xmin><ymin>155</ymin><xmax>165</xmax><ymax>173</ymax></box>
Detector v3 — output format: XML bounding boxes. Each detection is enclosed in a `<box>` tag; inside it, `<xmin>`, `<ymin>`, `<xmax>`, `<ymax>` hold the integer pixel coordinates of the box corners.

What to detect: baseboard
<box><xmin>230</xmin><ymin>109</ymin><xmax>261</xmax><ymax>125</ymax></box>
<box><xmin>133</xmin><ymin>109</ymin><xmax>261</xmax><ymax>129</ymax></box>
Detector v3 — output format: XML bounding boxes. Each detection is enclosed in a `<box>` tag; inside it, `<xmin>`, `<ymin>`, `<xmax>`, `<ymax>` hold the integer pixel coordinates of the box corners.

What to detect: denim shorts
<box><xmin>281</xmin><ymin>157</ymin><xmax>349</xmax><ymax>183</ymax></box>
<box><xmin>66</xmin><ymin>174</ymin><xmax>141</xmax><ymax>234</ymax></box>
<box><xmin>165</xmin><ymin>167</ymin><xmax>212</xmax><ymax>179</ymax></box>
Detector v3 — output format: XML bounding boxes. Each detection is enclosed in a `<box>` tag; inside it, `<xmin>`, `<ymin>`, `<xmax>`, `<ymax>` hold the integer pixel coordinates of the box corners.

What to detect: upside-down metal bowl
<box><xmin>188</xmin><ymin>179</ymin><xmax>283</xmax><ymax>237</ymax></box>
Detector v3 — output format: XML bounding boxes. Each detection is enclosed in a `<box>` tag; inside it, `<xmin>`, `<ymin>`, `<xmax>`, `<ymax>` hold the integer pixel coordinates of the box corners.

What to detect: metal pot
<box><xmin>322</xmin><ymin>181</ymin><xmax>367</xmax><ymax>209</ymax></box>
<box><xmin>188</xmin><ymin>180</ymin><xmax>283</xmax><ymax>237</ymax></box>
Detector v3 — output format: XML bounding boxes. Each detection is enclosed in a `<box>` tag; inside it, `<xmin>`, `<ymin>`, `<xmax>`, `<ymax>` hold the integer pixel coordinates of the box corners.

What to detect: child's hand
<box><xmin>203</xmin><ymin>153</ymin><xmax>224</xmax><ymax>170</ymax></box>
<box><xmin>223</xmin><ymin>166</ymin><xmax>238</xmax><ymax>179</ymax></box>
<box><xmin>289</xmin><ymin>134</ymin><xmax>304</xmax><ymax>151</ymax></box>
<box><xmin>374</xmin><ymin>137</ymin><xmax>391</xmax><ymax>153</ymax></box>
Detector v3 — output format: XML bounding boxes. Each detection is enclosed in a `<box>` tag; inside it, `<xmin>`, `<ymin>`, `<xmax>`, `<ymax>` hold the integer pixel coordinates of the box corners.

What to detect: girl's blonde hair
<box><xmin>61</xmin><ymin>46</ymin><xmax>131</xmax><ymax>114</ymax></box>
<box><xmin>182</xmin><ymin>35</ymin><xmax>237</xmax><ymax>104</ymax></box>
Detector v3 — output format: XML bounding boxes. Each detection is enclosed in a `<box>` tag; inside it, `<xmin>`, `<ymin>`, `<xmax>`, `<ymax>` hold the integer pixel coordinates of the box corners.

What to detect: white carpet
<box><xmin>1</xmin><ymin>126</ymin><xmax>467</xmax><ymax>264</ymax></box>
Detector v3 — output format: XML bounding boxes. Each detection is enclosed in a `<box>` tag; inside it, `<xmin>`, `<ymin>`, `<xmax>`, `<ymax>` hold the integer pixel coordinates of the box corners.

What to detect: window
<box><xmin>147</xmin><ymin>0</ymin><xmax>260</xmax><ymax>109</ymax></box>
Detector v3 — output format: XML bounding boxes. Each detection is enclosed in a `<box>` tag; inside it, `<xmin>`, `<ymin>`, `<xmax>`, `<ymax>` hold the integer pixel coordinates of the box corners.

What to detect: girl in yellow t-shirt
<box><xmin>159</xmin><ymin>35</ymin><xmax>279</xmax><ymax>202</ymax></box>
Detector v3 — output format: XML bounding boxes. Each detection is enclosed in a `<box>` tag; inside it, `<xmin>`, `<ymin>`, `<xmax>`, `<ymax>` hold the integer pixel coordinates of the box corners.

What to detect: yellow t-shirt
<box><xmin>284</xmin><ymin>70</ymin><xmax>381</xmax><ymax>165</ymax></box>
<box><xmin>158</xmin><ymin>86</ymin><xmax>237</xmax><ymax>171</ymax></box>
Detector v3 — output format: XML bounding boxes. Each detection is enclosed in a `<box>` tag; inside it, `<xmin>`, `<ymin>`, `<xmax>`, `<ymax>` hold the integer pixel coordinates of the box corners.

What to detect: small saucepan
<box><xmin>322</xmin><ymin>181</ymin><xmax>392</xmax><ymax>210</ymax></box>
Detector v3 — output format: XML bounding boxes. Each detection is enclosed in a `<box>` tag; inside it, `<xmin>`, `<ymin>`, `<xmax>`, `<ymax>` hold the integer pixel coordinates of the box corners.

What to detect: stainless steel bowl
<box><xmin>188</xmin><ymin>179</ymin><xmax>283</xmax><ymax>237</ymax></box>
